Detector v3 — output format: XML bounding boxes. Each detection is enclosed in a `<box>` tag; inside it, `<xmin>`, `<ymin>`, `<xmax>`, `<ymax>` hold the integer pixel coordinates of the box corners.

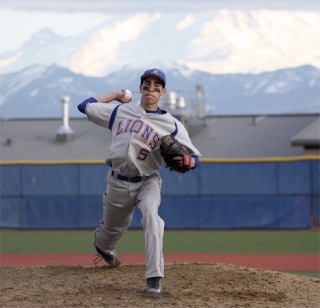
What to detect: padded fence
<box><xmin>0</xmin><ymin>157</ymin><xmax>319</xmax><ymax>230</ymax></box>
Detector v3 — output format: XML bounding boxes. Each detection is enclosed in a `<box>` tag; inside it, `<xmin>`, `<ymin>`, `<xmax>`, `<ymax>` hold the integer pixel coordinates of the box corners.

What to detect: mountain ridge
<box><xmin>0</xmin><ymin>10</ymin><xmax>319</xmax><ymax>77</ymax></box>
<box><xmin>0</xmin><ymin>64</ymin><xmax>318</xmax><ymax>119</ymax></box>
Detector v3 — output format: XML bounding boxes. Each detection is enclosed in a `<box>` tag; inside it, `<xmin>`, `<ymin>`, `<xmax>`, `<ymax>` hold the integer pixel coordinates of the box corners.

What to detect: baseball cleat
<box><xmin>94</xmin><ymin>246</ymin><xmax>120</xmax><ymax>267</ymax></box>
<box><xmin>146</xmin><ymin>277</ymin><xmax>163</xmax><ymax>297</ymax></box>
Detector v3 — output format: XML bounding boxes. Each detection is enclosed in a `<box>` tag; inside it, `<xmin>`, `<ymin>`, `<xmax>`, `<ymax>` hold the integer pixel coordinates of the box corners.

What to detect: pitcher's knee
<box><xmin>141</xmin><ymin>207</ymin><xmax>157</xmax><ymax>220</ymax></box>
<box><xmin>142</xmin><ymin>213</ymin><xmax>164</xmax><ymax>232</ymax></box>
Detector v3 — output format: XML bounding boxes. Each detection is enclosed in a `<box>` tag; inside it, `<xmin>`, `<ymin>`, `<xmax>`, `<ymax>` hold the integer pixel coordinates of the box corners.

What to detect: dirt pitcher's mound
<box><xmin>1</xmin><ymin>263</ymin><xmax>319</xmax><ymax>308</ymax></box>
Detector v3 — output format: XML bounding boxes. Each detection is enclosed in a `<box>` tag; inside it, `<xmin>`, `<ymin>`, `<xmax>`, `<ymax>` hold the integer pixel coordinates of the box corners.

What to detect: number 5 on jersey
<box><xmin>137</xmin><ymin>149</ymin><xmax>150</xmax><ymax>160</ymax></box>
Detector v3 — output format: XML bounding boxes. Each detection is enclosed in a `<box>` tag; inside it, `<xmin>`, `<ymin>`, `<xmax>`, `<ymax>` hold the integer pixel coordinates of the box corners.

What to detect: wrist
<box><xmin>191</xmin><ymin>156</ymin><xmax>199</xmax><ymax>169</ymax></box>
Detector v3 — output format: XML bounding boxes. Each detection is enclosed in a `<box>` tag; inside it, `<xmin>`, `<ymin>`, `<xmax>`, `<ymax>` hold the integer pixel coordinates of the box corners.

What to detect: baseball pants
<box><xmin>94</xmin><ymin>170</ymin><xmax>165</xmax><ymax>279</ymax></box>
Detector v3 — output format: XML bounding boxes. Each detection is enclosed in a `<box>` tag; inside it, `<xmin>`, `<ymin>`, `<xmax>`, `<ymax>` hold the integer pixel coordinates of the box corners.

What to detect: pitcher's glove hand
<box><xmin>160</xmin><ymin>135</ymin><xmax>192</xmax><ymax>173</ymax></box>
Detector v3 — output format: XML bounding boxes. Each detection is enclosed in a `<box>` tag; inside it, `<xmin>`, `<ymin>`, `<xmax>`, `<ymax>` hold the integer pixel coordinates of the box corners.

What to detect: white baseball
<box><xmin>124</xmin><ymin>90</ymin><xmax>132</xmax><ymax>100</ymax></box>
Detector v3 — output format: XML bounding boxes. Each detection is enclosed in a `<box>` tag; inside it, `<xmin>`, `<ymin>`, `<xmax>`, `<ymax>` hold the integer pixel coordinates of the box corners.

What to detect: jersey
<box><xmin>85</xmin><ymin>101</ymin><xmax>201</xmax><ymax>177</ymax></box>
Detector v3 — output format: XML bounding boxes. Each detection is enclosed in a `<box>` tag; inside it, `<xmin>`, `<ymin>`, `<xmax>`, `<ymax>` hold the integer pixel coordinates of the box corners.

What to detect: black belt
<box><xmin>111</xmin><ymin>171</ymin><xmax>148</xmax><ymax>183</ymax></box>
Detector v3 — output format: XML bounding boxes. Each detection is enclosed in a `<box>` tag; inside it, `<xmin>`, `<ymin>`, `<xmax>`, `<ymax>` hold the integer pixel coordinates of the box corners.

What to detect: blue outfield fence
<box><xmin>0</xmin><ymin>157</ymin><xmax>319</xmax><ymax>230</ymax></box>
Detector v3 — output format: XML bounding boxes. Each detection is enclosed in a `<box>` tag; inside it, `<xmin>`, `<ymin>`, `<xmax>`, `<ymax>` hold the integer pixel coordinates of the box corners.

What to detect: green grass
<box><xmin>0</xmin><ymin>230</ymin><xmax>95</xmax><ymax>254</ymax></box>
<box><xmin>1</xmin><ymin>230</ymin><xmax>319</xmax><ymax>254</ymax></box>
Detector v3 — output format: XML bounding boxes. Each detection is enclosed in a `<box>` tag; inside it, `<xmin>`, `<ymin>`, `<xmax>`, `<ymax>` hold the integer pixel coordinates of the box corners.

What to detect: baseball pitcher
<box><xmin>78</xmin><ymin>68</ymin><xmax>201</xmax><ymax>297</ymax></box>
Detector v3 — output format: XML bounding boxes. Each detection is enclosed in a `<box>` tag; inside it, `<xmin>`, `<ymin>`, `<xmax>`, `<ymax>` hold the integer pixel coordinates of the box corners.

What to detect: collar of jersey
<box><xmin>145</xmin><ymin>108</ymin><xmax>166</xmax><ymax>114</ymax></box>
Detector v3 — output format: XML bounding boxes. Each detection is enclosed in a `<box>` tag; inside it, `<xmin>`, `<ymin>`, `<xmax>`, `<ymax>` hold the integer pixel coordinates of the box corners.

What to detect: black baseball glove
<box><xmin>160</xmin><ymin>135</ymin><xmax>192</xmax><ymax>173</ymax></box>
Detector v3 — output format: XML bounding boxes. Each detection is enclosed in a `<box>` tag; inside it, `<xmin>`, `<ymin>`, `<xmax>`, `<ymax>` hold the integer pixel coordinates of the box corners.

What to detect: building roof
<box><xmin>291</xmin><ymin>118</ymin><xmax>320</xmax><ymax>146</ymax></box>
<box><xmin>0</xmin><ymin>114</ymin><xmax>319</xmax><ymax>162</ymax></box>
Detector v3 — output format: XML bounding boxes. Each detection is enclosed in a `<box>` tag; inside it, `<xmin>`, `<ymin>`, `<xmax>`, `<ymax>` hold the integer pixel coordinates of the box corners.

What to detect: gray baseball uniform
<box><xmin>82</xmin><ymin>101</ymin><xmax>200</xmax><ymax>278</ymax></box>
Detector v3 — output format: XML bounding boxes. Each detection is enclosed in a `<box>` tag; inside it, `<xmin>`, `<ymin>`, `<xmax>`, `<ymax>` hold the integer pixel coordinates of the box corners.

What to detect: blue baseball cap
<box><xmin>140</xmin><ymin>68</ymin><xmax>166</xmax><ymax>87</ymax></box>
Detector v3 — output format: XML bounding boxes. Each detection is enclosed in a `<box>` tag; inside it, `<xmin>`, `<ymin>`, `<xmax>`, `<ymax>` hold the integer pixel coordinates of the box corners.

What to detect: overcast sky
<box><xmin>1</xmin><ymin>0</ymin><xmax>319</xmax><ymax>12</ymax></box>
<box><xmin>0</xmin><ymin>0</ymin><xmax>319</xmax><ymax>53</ymax></box>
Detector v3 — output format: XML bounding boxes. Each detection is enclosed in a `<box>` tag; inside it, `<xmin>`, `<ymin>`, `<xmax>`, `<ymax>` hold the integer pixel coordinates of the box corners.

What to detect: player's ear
<box><xmin>139</xmin><ymin>84</ymin><xmax>143</xmax><ymax>93</ymax></box>
<box><xmin>160</xmin><ymin>87</ymin><xmax>166</xmax><ymax>96</ymax></box>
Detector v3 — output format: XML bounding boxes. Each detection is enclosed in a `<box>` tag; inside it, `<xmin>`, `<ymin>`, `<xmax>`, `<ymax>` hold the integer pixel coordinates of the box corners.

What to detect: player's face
<box><xmin>140</xmin><ymin>77</ymin><xmax>166</xmax><ymax>110</ymax></box>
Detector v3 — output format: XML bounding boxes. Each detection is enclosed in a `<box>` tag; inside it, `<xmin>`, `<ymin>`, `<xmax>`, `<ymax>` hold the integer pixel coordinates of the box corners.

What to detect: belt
<box><xmin>111</xmin><ymin>170</ymin><xmax>148</xmax><ymax>183</ymax></box>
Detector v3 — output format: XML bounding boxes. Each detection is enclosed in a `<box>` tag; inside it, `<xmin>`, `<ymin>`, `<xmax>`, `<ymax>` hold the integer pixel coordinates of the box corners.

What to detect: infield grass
<box><xmin>1</xmin><ymin>230</ymin><xmax>318</xmax><ymax>254</ymax></box>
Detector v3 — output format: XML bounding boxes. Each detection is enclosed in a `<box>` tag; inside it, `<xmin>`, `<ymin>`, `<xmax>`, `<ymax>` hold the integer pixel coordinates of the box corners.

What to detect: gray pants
<box><xmin>94</xmin><ymin>170</ymin><xmax>165</xmax><ymax>279</ymax></box>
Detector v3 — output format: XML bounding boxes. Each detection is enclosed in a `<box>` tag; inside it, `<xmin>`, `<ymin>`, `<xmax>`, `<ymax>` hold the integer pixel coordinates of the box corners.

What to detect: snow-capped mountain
<box><xmin>0</xmin><ymin>64</ymin><xmax>318</xmax><ymax>118</ymax></box>
<box><xmin>0</xmin><ymin>10</ymin><xmax>319</xmax><ymax>77</ymax></box>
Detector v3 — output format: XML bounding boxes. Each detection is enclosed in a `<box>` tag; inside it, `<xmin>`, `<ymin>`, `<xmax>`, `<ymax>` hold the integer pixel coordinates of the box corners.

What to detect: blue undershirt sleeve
<box><xmin>78</xmin><ymin>97</ymin><xmax>97</xmax><ymax>114</ymax></box>
<box><xmin>191</xmin><ymin>155</ymin><xmax>200</xmax><ymax>170</ymax></box>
